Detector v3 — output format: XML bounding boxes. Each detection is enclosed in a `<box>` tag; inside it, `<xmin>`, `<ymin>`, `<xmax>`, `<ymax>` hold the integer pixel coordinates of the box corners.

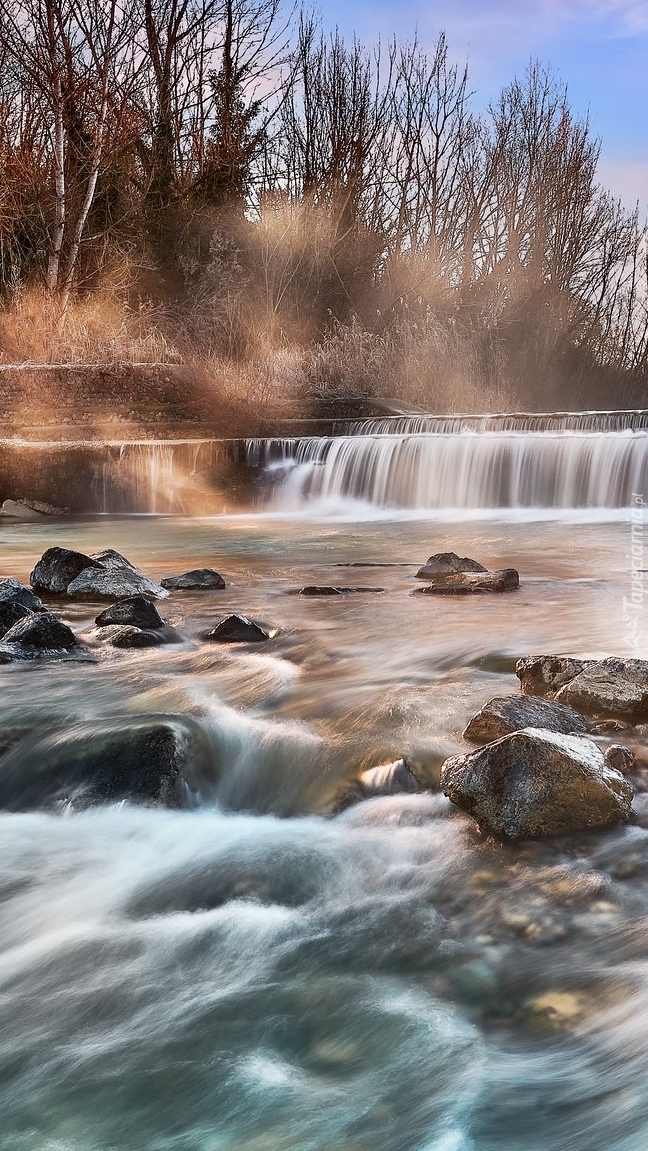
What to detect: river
<box><xmin>1</xmin><ymin>419</ymin><xmax>648</xmax><ymax>1150</ymax></box>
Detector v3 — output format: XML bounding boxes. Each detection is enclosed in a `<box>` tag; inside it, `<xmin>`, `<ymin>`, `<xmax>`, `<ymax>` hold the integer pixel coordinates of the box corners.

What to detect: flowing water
<box><xmin>3</xmin><ymin>418</ymin><xmax>648</xmax><ymax>1150</ymax></box>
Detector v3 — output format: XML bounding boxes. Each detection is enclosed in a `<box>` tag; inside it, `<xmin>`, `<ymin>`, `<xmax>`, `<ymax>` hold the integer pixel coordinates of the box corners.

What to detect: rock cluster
<box><xmin>413</xmin><ymin>551</ymin><xmax>519</xmax><ymax>594</ymax></box>
<box><xmin>30</xmin><ymin>546</ymin><xmax>167</xmax><ymax>601</ymax></box>
<box><xmin>517</xmin><ymin>654</ymin><xmax>648</xmax><ymax>723</ymax></box>
<box><xmin>0</xmin><ymin>578</ymin><xmax>79</xmax><ymax>660</ymax></box>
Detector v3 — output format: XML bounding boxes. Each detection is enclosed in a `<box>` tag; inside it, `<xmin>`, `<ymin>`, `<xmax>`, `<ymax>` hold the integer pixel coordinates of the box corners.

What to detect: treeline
<box><xmin>0</xmin><ymin>0</ymin><xmax>646</xmax><ymax>411</ymax></box>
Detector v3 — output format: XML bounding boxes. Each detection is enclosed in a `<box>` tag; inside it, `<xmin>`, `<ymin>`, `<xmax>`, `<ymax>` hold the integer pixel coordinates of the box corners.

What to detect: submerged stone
<box><xmin>161</xmin><ymin>568</ymin><xmax>226</xmax><ymax>590</ymax></box>
<box><xmin>415</xmin><ymin>552</ymin><xmax>488</xmax><ymax>580</ymax></box>
<box><xmin>295</xmin><ymin>585</ymin><xmax>385</xmax><ymax>596</ymax></box>
<box><xmin>202</xmin><ymin>614</ymin><xmax>273</xmax><ymax>643</ymax></box>
<box><xmin>0</xmin><ymin>719</ymin><xmax>206</xmax><ymax>811</ymax></box>
<box><xmin>463</xmin><ymin>694</ymin><xmax>587</xmax><ymax>743</ymax></box>
<box><xmin>98</xmin><ymin>624</ymin><xmax>166</xmax><ymax>648</ymax></box>
<box><xmin>413</xmin><ymin>568</ymin><xmax>519</xmax><ymax>595</ymax></box>
<box><xmin>441</xmin><ymin>727</ymin><xmax>633</xmax><ymax>839</ymax></box>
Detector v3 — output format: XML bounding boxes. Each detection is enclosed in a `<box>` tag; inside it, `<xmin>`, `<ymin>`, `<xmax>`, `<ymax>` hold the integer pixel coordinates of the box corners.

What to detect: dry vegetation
<box><xmin>0</xmin><ymin>0</ymin><xmax>646</xmax><ymax>430</ymax></box>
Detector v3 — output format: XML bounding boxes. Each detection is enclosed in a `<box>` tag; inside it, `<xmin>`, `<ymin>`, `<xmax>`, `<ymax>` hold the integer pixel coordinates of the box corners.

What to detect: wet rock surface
<box><xmin>415</xmin><ymin>552</ymin><xmax>488</xmax><ymax>579</ymax></box>
<box><xmin>0</xmin><ymin>600</ymin><xmax>33</xmax><ymax>637</ymax></box>
<box><xmin>413</xmin><ymin>568</ymin><xmax>519</xmax><ymax>594</ymax></box>
<box><xmin>161</xmin><ymin>568</ymin><xmax>226</xmax><ymax>590</ymax></box>
<box><xmin>0</xmin><ymin>719</ymin><xmax>207</xmax><ymax>811</ymax></box>
<box><xmin>97</xmin><ymin>624</ymin><xmax>167</xmax><ymax>649</ymax></box>
<box><xmin>2</xmin><ymin>611</ymin><xmax>79</xmax><ymax>650</ymax></box>
<box><xmin>30</xmin><ymin>546</ymin><xmax>102</xmax><ymax>594</ymax></box>
<box><xmin>463</xmin><ymin>694</ymin><xmax>588</xmax><ymax>743</ymax></box>
<box><xmin>516</xmin><ymin>655</ymin><xmax>591</xmax><ymax>697</ymax></box>
<box><xmin>294</xmin><ymin>585</ymin><xmax>385</xmax><ymax>596</ymax></box>
<box><xmin>441</xmin><ymin>727</ymin><xmax>634</xmax><ymax>839</ymax></box>
<box><xmin>556</xmin><ymin>657</ymin><xmax>648</xmax><ymax>722</ymax></box>
<box><xmin>0</xmin><ymin>578</ymin><xmax>45</xmax><ymax>614</ymax></box>
<box><xmin>95</xmin><ymin>597</ymin><xmax>164</xmax><ymax>630</ymax></box>
<box><xmin>202</xmin><ymin>614</ymin><xmax>274</xmax><ymax>643</ymax></box>
<box><xmin>67</xmin><ymin>564</ymin><xmax>168</xmax><ymax>602</ymax></box>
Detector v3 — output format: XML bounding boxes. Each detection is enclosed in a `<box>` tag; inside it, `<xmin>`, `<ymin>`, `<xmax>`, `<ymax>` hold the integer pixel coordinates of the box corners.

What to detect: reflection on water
<box><xmin>0</xmin><ymin>513</ymin><xmax>646</xmax><ymax>1149</ymax></box>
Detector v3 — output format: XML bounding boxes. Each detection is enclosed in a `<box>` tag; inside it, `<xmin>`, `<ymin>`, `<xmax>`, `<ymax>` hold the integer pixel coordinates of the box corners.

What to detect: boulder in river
<box><xmin>95</xmin><ymin>597</ymin><xmax>164</xmax><ymax>630</ymax></box>
<box><xmin>294</xmin><ymin>585</ymin><xmax>385</xmax><ymax>596</ymax></box>
<box><xmin>516</xmin><ymin>655</ymin><xmax>590</xmax><ymax>698</ymax></box>
<box><xmin>30</xmin><ymin>547</ymin><xmax>102</xmax><ymax>594</ymax></box>
<box><xmin>555</xmin><ymin>658</ymin><xmax>648</xmax><ymax>723</ymax></box>
<box><xmin>91</xmin><ymin>548</ymin><xmax>138</xmax><ymax>570</ymax></box>
<box><xmin>413</xmin><ymin>568</ymin><xmax>519</xmax><ymax>595</ymax></box>
<box><xmin>97</xmin><ymin>624</ymin><xmax>166</xmax><ymax>648</ymax></box>
<box><xmin>202</xmin><ymin>614</ymin><xmax>274</xmax><ymax>643</ymax></box>
<box><xmin>416</xmin><ymin>552</ymin><xmax>488</xmax><ymax>580</ymax></box>
<box><xmin>440</xmin><ymin>727</ymin><xmax>633</xmax><ymax>839</ymax></box>
<box><xmin>0</xmin><ymin>600</ymin><xmax>33</xmax><ymax>637</ymax></box>
<box><xmin>463</xmin><ymin>694</ymin><xmax>587</xmax><ymax>743</ymax></box>
<box><xmin>2</xmin><ymin>611</ymin><xmax>79</xmax><ymax>650</ymax></box>
<box><xmin>0</xmin><ymin>578</ymin><xmax>45</xmax><ymax>613</ymax></box>
<box><xmin>0</xmin><ymin>718</ymin><xmax>206</xmax><ymax>811</ymax></box>
<box><xmin>161</xmin><ymin>569</ymin><xmax>226</xmax><ymax>590</ymax></box>
<box><xmin>66</xmin><ymin>563</ymin><xmax>168</xmax><ymax>602</ymax></box>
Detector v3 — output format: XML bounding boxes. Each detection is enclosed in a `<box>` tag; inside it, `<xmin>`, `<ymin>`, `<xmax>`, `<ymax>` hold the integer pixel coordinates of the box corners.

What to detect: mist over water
<box><xmin>2</xmin><ymin>445</ymin><xmax>648</xmax><ymax>1149</ymax></box>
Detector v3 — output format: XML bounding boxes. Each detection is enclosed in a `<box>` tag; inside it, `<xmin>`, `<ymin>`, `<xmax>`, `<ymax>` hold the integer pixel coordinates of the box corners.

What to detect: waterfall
<box><xmin>249</xmin><ymin>428</ymin><xmax>648</xmax><ymax>511</ymax></box>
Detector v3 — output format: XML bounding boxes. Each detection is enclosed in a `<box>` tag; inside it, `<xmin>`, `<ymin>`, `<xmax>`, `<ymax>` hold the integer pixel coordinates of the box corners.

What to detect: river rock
<box><xmin>463</xmin><ymin>694</ymin><xmax>587</xmax><ymax>743</ymax></box>
<box><xmin>358</xmin><ymin>759</ymin><xmax>421</xmax><ymax>796</ymax></box>
<box><xmin>30</xmin><ymin>547</ymin><xmax>102</xmax><ymax>594</ymax></box>
<box><xmin>413</xmin><ymin>568</ymin><xmax>519</xmax><ymax>595</ymax></box>
<box><xmin>440</xmin><ymin>727</ymin><xmax>633</xmax><ymax>839</ymax></box>
<box><xmin>2</xmin><ymin>612</ymin><xmax>79</xmax><ymax>650</ymax></box>
<box><xmin>66</xmin><ymin>564</ymin><xmax>168</xmax><ymax>601</ymax></box>
<box><xmin>161</xmin><ymin>569</ymin><xmax>226</xmax><ymax>590</ymax></box>
<box><xmin>202</xmin><ymin>614</ymin><xmax>273</xmax><ymax>643</ymax></box>
<box><xmin>295</xmin><ymin>585</ymin><xmax>385</xmax><ymax>596</ymax></box>
<box><xmin>516</xmin><ymin>655</ymin><xmax>590</xmax><ymax>697</ymax></box>
<box><xmin>91</xmin><ymin>548</ymin><xmax>137</xmax><ymax>570</ymax></box>
<box><xmin>416</xmin><ymin>552</ymin><xmax>488</xmax><ymax>580</ymax></box>
<box><xmin>0</xmin><ymin>578</ymin><xmax>45</xmax><ymax>613</ymax></box>
<box><xmin>97</xmin><ymin>624</ymin><xmax>166</xmax><ymax>648</ymax></box>
<box><xmin>0</xmin><ymin>498</ymin><xmax>68</xmax><ymax>519</ymax></box>
<box><xmin>555</xmin><ymin>657</ymin><xmax>648</xmax><ymax>722</ymax></box>
<box><xmin>0</xmin><ymin>601</ymin><xmax>33</xmax><ymax>637</ymax></box>
<box><xmin>0</xmin><ymin>718</ymin><xmax>203</xmax><ymax>811</ymax></box>
<box><xmin>95</xmin><ymin>597</ymin><xmax>164</xmax><ymax>630</ymax></box>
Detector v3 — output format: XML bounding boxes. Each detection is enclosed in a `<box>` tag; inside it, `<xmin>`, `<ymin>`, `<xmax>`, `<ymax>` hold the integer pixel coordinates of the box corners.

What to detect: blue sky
<box><xmin>317</xmin><ymin>0</ymin><xmax>647</xmax><ymax>212</ymax></box>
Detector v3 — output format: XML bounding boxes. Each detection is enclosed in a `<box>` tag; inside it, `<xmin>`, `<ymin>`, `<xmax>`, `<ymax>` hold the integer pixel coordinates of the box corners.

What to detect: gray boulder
<box><xmin>67</xmin><ymin>565</ymin><xmax>168</xmax><ymax>602</ymax></box>
<box><xmin>295</xmin><ymin>585</ymin><xmax>385</xmax><ymax>596</ymax></box>
<box><xmin>161</xmin><ymin>568</ymin><xmax>226</xmax><ymax>590</ymax></box>
<box><xmin>97</xmin><ymin>625</ymin><xmax>166</xmax><ymax>649</ymax></box>
<box><xmin>0</xmin><ymin>601</ymin><xmax>33</xmax><ymax>637</ymax></box>
<box><xmin>413</xmin><ymin>568</ymin><xmax>519</xmax><ymax>595</ymax></box>
<box><xmin>516</xmin><ymin>655</ymin><xmax>590</xmax><ymax>698</ymax></box>
<box><xmin>1</xmin><ymin>498</ymin><xmax>67</xmax><ymax>519</ymax></box>
<box><xmin>556</xmin><ymin>658</ymin><xmax>648</xmax><ymax>723</ymax></box>
<box><xmin>441</xmin><ymin>727</ymin><xmax>633</xmax><ymax>839</ymax></box>
<box><xmin>30</xmin><ymin>547</ymin><xmax>102</xmax><ymax>594</ymax></box>
<box><xmin>463</xmin><ymin>694</ymin><xmax>587</xmax><ymax>743</ymax></box>
<box><xmin>0</xmin><ymin>578</ymin><xmax>45</xmax><ymax>613</ymax></box>
<box><xmin>3</xmin><ymin>612</ymin><xmax>79</xmax><ymax>650</ymax></box>
<box><xmin>416</xmin><ymin>552</ymin><xmax>487</xmax><ymax>579</ymax></box>
<box><xmin>91</xmin><ymin>548</ymin><xmax>137</xmax><ymax>570</ymax></box>
<box><xmin>95</xmin><ymin>597</ymin><xmax>164</xmax><ymax>630</ymax></box>
<box><xmin>202</xmin><ymin>614</ymin><xmax>273</xmax><ymax>643</ymax></box>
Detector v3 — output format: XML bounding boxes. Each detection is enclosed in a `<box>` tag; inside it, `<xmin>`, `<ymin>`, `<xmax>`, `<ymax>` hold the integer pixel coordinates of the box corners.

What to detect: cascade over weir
<box><xmin>2</xmin><ymin>409</ymin><xmax>648</xmax><ymax>513</ymax></box>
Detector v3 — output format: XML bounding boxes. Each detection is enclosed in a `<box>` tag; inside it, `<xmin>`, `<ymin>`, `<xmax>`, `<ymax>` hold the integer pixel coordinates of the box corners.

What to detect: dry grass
<box><xmin>0</xmin><ymin>288</ymin><xmax>181</xmax><ymax>365</ymax></box>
